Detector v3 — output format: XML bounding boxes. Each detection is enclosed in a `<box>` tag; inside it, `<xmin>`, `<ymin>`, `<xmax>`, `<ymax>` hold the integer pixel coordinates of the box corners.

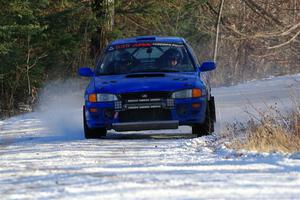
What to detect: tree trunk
<box><xmin>91</xmin><ymin>0</ymin><xmax>114</xmax><ymax>58</ymax></box>
<box><xmin>213</xmin><ymin>0</ymin><xmax>224</xmax><ymax>62</ymax></box>
<box><xmin>26</xmin><ymin>34</ymin><xmax>31</xmax><ymax>95</ymax></box>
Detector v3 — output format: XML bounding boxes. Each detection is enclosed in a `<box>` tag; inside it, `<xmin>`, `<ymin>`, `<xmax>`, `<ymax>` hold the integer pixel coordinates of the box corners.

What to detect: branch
<box><xmin>267</xmin><ymin>29</ymin><xmax>300</xmax><ymax>49</ymax></box>
<box><xmin>28</xmin><ymin>53</ymin><xmax>48</xmax><ymax>70</ymax></box>
<box><xmin>273</xmin><ymin>22</ymin><xmax>300</xmax><ymax>37</ymax></box>
<box><xmin>124</xmin><ymin>15</ymin><xmax>151</xmax><ymax>31</ymax></box>
<box><xmin>205</xmin><ymin>2</ymin><xmax>227</xmax><ymax>26</ymax></box>
<box><xmin>240</xmin><ymin>0</ymin><xmax>283</xmax><ymax>26</ymax></box>
<box><xmin>205</xmin><ymin>0</ymin><xmax>300</xmax><ymax>51</ymax></box>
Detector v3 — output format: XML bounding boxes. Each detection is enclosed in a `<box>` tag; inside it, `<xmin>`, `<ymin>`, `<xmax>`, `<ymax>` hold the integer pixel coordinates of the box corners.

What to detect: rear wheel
<box><xmin>83</xmin><ymin>106</ymin><xmax>107</xmax><ymax>139</ymax></box>
<box><xmin>192</xmin><ymin>98</ymin><xmax>215</xmax><ymax>137</ymax></box>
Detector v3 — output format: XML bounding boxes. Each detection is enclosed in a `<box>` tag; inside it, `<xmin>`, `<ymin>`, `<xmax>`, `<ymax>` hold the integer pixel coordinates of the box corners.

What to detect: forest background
<box><xmin>1</xmin><ymin>0</ymin><xmax>300</xmax><ymax>117</ymax></box>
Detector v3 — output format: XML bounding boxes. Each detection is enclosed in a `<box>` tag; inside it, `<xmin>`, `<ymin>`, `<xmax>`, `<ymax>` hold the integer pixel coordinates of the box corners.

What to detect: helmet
<box><xmin>166</xmin><ymin>48</ymin><xmax>182</xmax><ymax>66</ymax></box>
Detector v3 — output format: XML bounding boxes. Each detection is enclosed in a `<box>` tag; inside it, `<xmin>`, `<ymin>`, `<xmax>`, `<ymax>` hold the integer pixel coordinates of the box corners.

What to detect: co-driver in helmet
<box><xmin>166</xmin><ymin>48</ymin><xmax>182</xmax><ymax>68</ymax></box>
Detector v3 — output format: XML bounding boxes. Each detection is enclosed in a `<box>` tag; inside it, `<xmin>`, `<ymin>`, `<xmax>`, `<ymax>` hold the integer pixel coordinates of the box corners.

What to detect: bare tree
<box><xmin>213</xmin><ymin>0</ymin><xmax>225</xmax><ymax>62</ymax></box>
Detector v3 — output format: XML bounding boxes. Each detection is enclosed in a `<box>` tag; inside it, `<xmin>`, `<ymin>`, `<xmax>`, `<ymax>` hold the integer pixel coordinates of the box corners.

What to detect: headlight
<box><xmin>97</xmin><ymin>93</ymin><xmax>118</xmax><ymax>102</ymax></box>
<box><xmin>88</xmin><ymin>93</ymin><xmax>117</xmax><ymax>102</ymax></box>
<box><xmin>171</xmin><ymin>89</ymin><xmax>203</xmax><ymax>99</ymax></box>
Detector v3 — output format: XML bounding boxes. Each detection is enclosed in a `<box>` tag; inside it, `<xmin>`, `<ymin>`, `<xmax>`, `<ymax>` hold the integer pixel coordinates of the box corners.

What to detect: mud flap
<box><xmin>209</xmin><ymin>96</ymin><xmax>216</xmax><ymax>122</ymax></box>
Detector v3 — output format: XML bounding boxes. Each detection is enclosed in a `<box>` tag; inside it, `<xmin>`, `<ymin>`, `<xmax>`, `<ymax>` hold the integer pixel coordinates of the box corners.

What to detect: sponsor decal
<box><xmin>109</xmin><ymin>43</ymin><xmax>184</xmax><ymax>51</ymax></box>
<box><xmin>141</xmin><ymin>94</ymin><xmax>148</xmax><ymax>98</ymax></box>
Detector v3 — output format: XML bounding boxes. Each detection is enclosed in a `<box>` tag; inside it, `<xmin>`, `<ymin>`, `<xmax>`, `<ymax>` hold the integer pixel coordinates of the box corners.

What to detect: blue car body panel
<box><xmin>93</xmin><ymin>72</ymin><xmax>200</xmax><ymax>93</ymax></box>
<box><xmin>81</xmin><ymin>36</ymin><xmax>215</xmax><ymax>131</ymax></box>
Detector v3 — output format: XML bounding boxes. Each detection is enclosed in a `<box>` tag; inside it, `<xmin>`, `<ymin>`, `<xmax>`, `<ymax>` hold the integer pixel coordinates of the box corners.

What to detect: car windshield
<box><xmin>95</xmin><ymin>43</ymin><xmax>195</xmax><ymax>75</ymax></box>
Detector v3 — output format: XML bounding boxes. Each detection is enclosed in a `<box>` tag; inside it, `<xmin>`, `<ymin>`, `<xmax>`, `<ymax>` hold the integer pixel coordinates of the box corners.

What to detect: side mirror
<box><xmin>199</xmin><ymin>61</ymin><xmax>216</xmax><ymax>72</ymax></box>
<box><xmin>78</xmin><ymin>67</ymin><xmax>94</xmax><ymax>77</ymax></box>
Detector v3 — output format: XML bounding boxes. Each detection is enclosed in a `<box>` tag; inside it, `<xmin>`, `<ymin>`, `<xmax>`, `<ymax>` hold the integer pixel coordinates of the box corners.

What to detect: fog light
<box><xmin>114</xmin><ymin>101</ymin><xmax>122</xmax><ymax>110</ymax></box>
<box><xmin>167</xmin><ymin>99</ymin><xmax>174</xmax><ymax>107</ymax></box>
<box><xmin>192</xmin><ymin>103</ymin><xmax>201</xmax><ymax>108</ymax></box>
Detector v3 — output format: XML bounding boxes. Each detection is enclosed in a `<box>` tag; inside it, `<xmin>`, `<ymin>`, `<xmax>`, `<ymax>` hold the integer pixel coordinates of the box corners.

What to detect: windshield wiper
<box><xmin>96</xmin><ymin>72</ymin><xmax>120</xmax><ymax>76</ymax></box>
<box><xmin>129</xmin><ymin>69</ymin><xmax>179</xmax><ymax>73</ymax></box>
<box><xmin>156</xmin><ymin>69</ymin><xmax>179</xmax><ymax>72</ymax></box>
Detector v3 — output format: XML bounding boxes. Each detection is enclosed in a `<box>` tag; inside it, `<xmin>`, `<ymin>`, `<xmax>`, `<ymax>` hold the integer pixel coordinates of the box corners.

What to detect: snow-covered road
<box><xmin>1</xmin><ymin>74</ymin><xmax>300</xmax><ymax>200</ymax></box>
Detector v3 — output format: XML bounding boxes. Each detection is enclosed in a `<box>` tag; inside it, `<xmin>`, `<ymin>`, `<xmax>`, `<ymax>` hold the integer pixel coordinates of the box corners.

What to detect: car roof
<box><xmin>109</xmin><ymin>36</ymin><xmax>185</xmax><ymax>46</ymax></box>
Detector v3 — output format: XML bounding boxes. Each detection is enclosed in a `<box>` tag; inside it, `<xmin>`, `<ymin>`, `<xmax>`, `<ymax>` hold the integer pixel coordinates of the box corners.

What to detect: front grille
<box><xmin>120</xmin><ymin>92</ymin><xmax>171</xmax><ymax>101</ymax></box>
<box><xmin>119</xmin><ymin>109</ymin><xmax>171</xmax><ymax>122</ymax></box>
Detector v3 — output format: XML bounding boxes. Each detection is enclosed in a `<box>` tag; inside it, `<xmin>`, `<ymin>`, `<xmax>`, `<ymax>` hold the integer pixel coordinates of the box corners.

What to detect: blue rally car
<box><xmin>78</xmin><ymin>36</ymin><xmax>216</xmax><ymax>139</ymax></box>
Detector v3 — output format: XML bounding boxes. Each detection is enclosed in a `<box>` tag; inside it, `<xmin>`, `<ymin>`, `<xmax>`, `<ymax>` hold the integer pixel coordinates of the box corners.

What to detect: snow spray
<box><xmin>37</xmin><ymin>79</ymin><xmax>86</xmax><ymax>140</ymax></box>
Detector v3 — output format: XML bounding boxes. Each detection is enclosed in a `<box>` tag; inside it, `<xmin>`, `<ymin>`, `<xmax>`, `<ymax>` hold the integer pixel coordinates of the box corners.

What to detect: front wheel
<box><xmin>192</xmin><ymin>99</ymin><xmax>214</xmax><ymax>137</ymax></box>
<box><xmin>83</xmin><ymin>106</ymin><xmax>107</xmax><ymax>139</ymax></box>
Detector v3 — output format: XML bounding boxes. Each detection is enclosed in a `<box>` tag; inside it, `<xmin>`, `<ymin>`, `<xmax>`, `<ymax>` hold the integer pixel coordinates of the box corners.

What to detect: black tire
<box><xmin>192</xmin><ymin>99</ymin><xmax>214</xmax><ymax>137</ymax></box>
<box><xmin>83</xmin><ymin>106</ymin><xmax>107</xmax><ymax>139</ymax></box>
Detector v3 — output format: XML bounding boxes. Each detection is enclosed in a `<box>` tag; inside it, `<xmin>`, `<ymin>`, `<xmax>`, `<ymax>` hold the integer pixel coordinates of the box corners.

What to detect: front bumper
<box><xmin>85</xmin><ymin>96</ymin><xmax>207</xmax><ymax>131</ymax></box>
<box><xmin>112</xmin><ymin>120</ymin><xmax>179</xmax><ymax>131</ymax></box>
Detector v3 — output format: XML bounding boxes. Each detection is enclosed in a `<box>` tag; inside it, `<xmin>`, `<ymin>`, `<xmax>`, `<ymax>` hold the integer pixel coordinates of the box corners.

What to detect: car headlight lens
<box><xmin>88</xmin><ymin>93</ymin><xmax>118</xmax><ymax>102</ymax></box>
<box><xmin>171</xmin><ymin>89</ymin><xmax>203</xmax><ymax>99</ymax></box>
<box><xmin>97</xmin><ymin>93</ymin><xmax>118</xmax><ymax>102</ymax></box>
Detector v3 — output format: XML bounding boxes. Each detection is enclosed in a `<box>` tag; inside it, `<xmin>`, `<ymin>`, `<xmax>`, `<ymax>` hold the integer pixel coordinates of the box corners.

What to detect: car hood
<box><xmin>93</xmin><ymin>72</ymin><xmax>201</xmax><ymax>94</ymax></box>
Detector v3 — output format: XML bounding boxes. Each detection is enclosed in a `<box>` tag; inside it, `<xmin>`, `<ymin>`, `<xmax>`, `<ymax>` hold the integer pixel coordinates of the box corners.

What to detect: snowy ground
<box><xmin>1</xmin><ymin>74</ymin><xmax>300</xmax><ymax>200</ymax></box>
